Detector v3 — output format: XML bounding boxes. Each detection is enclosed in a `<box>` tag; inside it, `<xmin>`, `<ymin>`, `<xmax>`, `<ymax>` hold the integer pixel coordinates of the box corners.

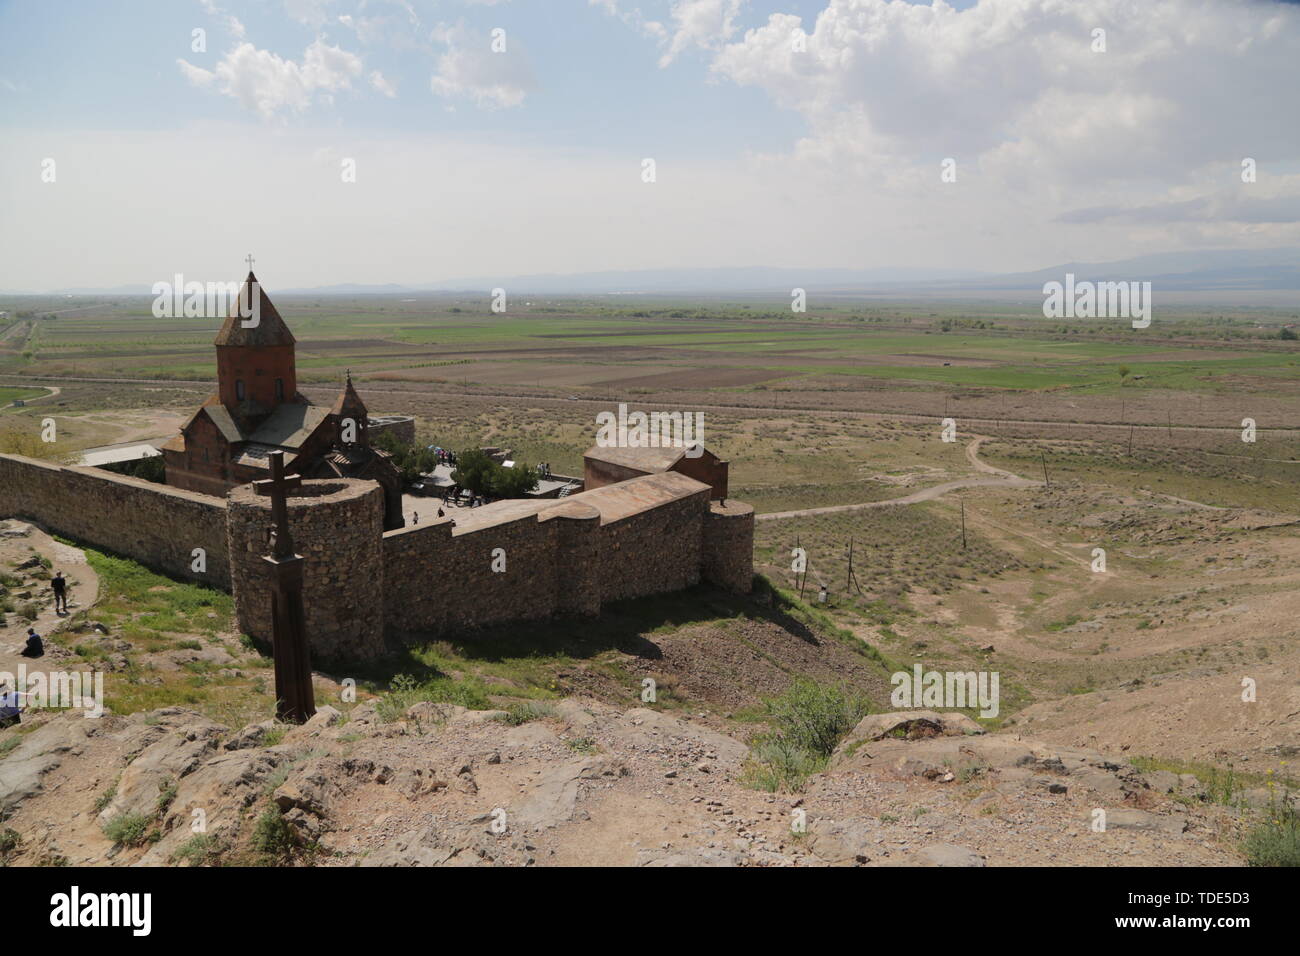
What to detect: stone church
<box><xmin>161</xmin><ymin>271</ymin><xmax>406</xmax><ymax>530</ymax></box>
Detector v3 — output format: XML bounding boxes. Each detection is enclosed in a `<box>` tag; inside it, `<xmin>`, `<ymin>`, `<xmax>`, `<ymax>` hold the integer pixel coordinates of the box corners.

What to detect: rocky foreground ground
<box><xmin>0</xmin><ymin>701</ymin><xmax>1251</xmax><ymax>867</ymax></box>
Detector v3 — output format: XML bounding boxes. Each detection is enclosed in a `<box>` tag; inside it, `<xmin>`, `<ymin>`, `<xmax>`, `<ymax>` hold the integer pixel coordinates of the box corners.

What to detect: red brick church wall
<box><xmin>216</xmin><ymin>344</ymin><xmax>296</xmax><ymax>408</ymax></box>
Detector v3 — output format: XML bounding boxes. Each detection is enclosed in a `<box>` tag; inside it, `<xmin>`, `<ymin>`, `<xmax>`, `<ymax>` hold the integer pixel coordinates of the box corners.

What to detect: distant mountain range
<box><xmin>921</xmin><ymin>248</ymin><xmax>1300</xmax><ymax>294</ymax></box>
<box><xmin>6</xmin><ymin>248</ymin><xmax>1297</xmax><ymax>298</ymax></box>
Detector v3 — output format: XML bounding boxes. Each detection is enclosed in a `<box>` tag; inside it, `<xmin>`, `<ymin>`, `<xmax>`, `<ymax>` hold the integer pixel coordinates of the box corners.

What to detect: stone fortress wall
<box><xmin>226</xmin><ymin>479</ymin><xmax>387</xmax><ymax>663</ymax></box>
<box><xmin>0</xmin><ymin>452</ymin><xmax>753</xmax><ymax>664</ymax></box>
<box><xmin>0</xmin><ymin>453</ymin><xmax>232</xmax><ymax>587</ymax></box>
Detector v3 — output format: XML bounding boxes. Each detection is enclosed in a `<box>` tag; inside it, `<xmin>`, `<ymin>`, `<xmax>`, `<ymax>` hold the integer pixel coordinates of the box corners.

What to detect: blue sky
<box><xmin>1</xmin><ymin>0</ymin><xmax>1297</xmax><ymax>290</ymax></box>
<box><xmin>0</xmin><ymin>1</ymin><xmax>847</xmax><ymax>152</ymax></box>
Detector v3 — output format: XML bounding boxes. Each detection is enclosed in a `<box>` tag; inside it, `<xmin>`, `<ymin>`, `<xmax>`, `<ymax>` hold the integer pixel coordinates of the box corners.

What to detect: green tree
<box><xmin>450</xmin><ymin>448</ymin><xmax>498</xmax><ymax>496</ymax></box>
<box><xmin>451</xmin><ymin>449</ymin><xmax>540</xmax><ymax>498</ymax></box>
<box><xmin>373</xmin><ymin>431</ymin><xmax>437</xmax><ymax>485</ymax></box>
<box><xmin>493</xmin><ymin>462</ymin><xmax>540</xmax><ymax>498</ymax></box>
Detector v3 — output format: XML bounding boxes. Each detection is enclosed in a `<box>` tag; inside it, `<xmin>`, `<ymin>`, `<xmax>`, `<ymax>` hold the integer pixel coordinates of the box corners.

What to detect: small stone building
<box><xmin>583</xmin><ymin>444</ymin><xmax>729</xmax><ymax>500</ymax></box>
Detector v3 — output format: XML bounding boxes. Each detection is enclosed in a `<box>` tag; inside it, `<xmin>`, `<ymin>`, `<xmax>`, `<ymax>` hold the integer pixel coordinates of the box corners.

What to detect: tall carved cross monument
<box><xmin>254</xmin><ymin>451</ymin><xmax>316</xmax><ymax>723</ymax></box>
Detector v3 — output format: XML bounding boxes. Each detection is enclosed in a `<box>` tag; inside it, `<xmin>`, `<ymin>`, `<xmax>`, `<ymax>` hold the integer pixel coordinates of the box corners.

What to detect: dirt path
<box><xmin>758</xmin><ymin>437</ymin><xmax>1040</xmax><ymax>521</ymax></box>
<box><xmin>15</xmin><ymin>385</ymin><xmax>60</xmax><ymax>405</ymax></box>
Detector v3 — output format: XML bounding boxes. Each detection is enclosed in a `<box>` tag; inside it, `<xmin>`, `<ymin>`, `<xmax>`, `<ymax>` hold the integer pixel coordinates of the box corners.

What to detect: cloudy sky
<box><xmin>1</xmin><ymin>0</ymin><xmax>1298</xmax><ymax>291</ymax></box>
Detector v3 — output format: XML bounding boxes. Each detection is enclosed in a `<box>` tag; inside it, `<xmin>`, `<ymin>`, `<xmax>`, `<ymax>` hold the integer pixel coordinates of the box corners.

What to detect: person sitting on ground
<box><xmin>51</xmin><ymin>570</ymin><xmax>68</xmax><ymax>614</ymax></box>
<box><xmin>21</xmin><ymin>627</ymin><xmax>43</xmax><ymax>658</ymax></box>
<box><xmin>437</xmin><ymin>507</ymin><xmax>445</xmax><ymax>518</ymax></box>
<box><xmin>0</xmin><ymin>682</ymin><xmax>28</xmax><ymax>729</ymax></box>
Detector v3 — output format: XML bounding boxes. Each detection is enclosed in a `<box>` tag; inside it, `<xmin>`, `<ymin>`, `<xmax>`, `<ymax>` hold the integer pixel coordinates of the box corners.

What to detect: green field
<box><xmin>3</xmin><ymin>294</ymin><xmax>1298</xmax><ymax>403</ymax></box>
<box><xmin>0</xmin><ymin>386</ymin><xmax>46</xmax><ymax>406</ymax></box>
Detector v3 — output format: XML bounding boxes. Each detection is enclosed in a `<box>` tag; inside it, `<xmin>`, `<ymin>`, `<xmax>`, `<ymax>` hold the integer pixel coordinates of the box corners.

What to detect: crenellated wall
<box><xmin>0</xmin><ymin>452</ymin><xmax>755</xmax><ymax>664</ymax></box>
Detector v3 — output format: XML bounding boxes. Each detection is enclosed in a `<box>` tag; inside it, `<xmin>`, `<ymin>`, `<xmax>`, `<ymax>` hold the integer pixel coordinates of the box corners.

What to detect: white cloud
<box><xmin>178</xmin><ymin>39</ymin><xmax>364</xmax><ymax>119</ymax></box>
<box><xmin>589</xmin><ymin>0</ymin><xmax>668</xmax><ymax>42</ymax></box>
<box><xmin>282</xmin><ymin>0</ymin><xmax>338</xmax><ymax>29</ymax></box>
<box><xmin>370</xmin><ymin>70</ymin><xmax>397</xmax><ymax>97</ymax></box>
<box><xmin>199</xmin><ymin>0</ymin><xmax>246</xmax><ymax>38</ymax></box>
<box><xmin>711</xmin><ymin>0</ymin><xmax>1300</xmax><ymax>185</ymax></box>
<box><xmin>702</xmin><ymin>0</ymin><xmax>1300</xmax><ymax>252</ymax></box>
<box><xmin>659</xmin><ymin>0</ymin><xmax>745</xmax><ymax>66</ymax></box>
<box><xmin>336</xmin><ymin>0</ymin><xmax>423</xmax><ymax>47</ymax></box>
<box><xmin>429</xmin><ymin>22</ymin><xmax>537</xmax><ymax>109</ymax></box>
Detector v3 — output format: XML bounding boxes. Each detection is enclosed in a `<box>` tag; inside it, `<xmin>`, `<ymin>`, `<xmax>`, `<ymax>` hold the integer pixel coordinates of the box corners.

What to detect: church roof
<box><xmin>247</xmin><ymin>403</ymin><xmax>330</xmax><ymax>449</ymax></box>
<box><xmin>202</xmin><ymin>404</ymin><xmax>245</xmax><ymax>444</ymax></box>
<box><xmin>330</xmin><ymin>372</ymin><xmax>368</xmax><ymax>416</ymax></box>
<box><xmin>232</xmin><ymin>443</ymin><xmax>283</xmax><ymax>469</ymax></box>
<box><xmin>179</xmin><ymin>399</ymin><xmax>248</xmax><ymax>444</ymax></box>
<box><xmin>213</xmin><ymin>272</ymin><xmax>296</xmax><ymax>348</ymax></box>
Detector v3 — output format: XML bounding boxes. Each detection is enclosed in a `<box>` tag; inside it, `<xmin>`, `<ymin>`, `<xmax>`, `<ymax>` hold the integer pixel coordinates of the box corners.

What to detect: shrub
<box><xmin>172</xmin><ymin>833</ymin><xmax>223</xmax><ymax>867</ymax></box>
<box><xmin>375</xmin><ymin>673</ymin><xmax>493</xmax><ymax>723</ymax></box>
<box><xmin>93</xmin><ymin>781</ymin><xmax>118</xmax><ymax>813</ymax></box>
<box><xmin>742</xmin><ymin>738</ymin><xmax>826</xmax><ymax>793</ymax></box>
<box><xmin>494</xmin><ymin>701</ymin><xmax>556</xmax><ymax>726</ymax></box>
<box><xmin>251</xmin><ymin>807</ymin><xmax>295</xmax><ymax>858</ymax></box>
<box><xmin>0</xmin><ymin>827</ymin><xmax>19</xmax><ymax>860</ymax></box>
<box><xmin>741</xmin><ymin>679</ymin><xmax>872</xmax><ymax>793</ymax></box>
<box><xmin>1244</xmin><ymin>789</ymin><xmax>1300</xmax><ymax>867</ymax></box>
<box><xmin>763</xmin><ymin>679</ymin><xmax>871</xmax><ymax>759</ymax></box>
<box><xmin>156</xmin><ymin>778</ymin><xmax>177</xmax><ymax>814</ymax></box>
<box><xmin>102</xmin><ymin>813</ymin><xmax>153</xmax><ymax>847</ymax></box>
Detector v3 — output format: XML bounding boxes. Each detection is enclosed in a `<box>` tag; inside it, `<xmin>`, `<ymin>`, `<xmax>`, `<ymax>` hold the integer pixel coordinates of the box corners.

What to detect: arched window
<box><xmin>235</xmin><ymin>379</ymin><xmax>245</xmax><ymax>400</ymax></box>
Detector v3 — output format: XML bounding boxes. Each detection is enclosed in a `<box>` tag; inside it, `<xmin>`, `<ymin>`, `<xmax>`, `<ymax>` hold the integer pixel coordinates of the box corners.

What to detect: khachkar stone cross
<box><xmin>253</xmin><ymin>451</ymin><xmax>316</xmax><ymax>724</ymax></box>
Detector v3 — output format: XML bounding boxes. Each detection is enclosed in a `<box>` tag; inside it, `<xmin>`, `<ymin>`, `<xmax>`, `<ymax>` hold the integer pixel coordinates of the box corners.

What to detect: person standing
<box><xmin>51</xmin><ymin>570</ymin><xmax>68</xmax><ymax>614</ymax></box>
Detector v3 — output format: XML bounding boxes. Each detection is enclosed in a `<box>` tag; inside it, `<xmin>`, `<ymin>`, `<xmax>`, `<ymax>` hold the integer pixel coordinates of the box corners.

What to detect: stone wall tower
<box><xmin>702</xmin><ymin>499</ymin><xmax>754</xmax><ymax>594</ymax></box>
<box><xmin>226</xmin><ymin>477</ymin><xmax>387</xmax><ymax>664</ymax></box>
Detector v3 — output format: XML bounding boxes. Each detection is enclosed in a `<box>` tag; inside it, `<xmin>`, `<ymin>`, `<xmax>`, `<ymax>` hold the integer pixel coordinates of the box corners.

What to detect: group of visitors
<box><xmin>437</xmin><ymin>485</ymin><xmax>492</xmax><ymax>508</ymax></box>
<box><xmin>1</xmin><ymin>590</ymin><xmax>54</xmax><ymax>727</ymax></box>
